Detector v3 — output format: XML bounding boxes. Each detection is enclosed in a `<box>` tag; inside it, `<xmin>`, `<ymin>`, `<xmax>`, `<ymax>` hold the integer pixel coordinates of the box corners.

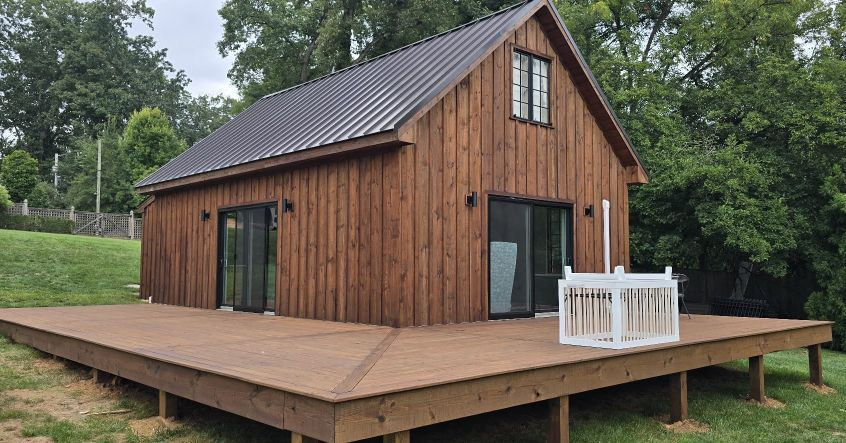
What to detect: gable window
<box><xmin>512</xmin><ymin>50</ymin><xmax>550</xmax><ymax>124</ymax></box>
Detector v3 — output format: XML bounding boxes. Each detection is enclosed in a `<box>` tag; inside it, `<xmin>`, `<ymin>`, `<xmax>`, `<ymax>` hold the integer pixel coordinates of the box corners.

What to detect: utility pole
<box><xmin>53</xmin><ymin>152</ymin><xmax>59</xmax><ymax>188</ymax></box>
<box><xmin>96</xmin><ymin>139</ymin><xmax>102</xmax><ymax>236</ymax></box>
<box><xmin>95</xmin><ymin>139</ymin><xmax>102</xmax><ymax>213</ymax></box>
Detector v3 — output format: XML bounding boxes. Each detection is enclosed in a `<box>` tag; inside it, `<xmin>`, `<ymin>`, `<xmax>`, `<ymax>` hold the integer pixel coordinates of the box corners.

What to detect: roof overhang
<box><xmin>136</xmin><ymin>130</ymin><xmax>411</xmax><ymax>194</ymax></box>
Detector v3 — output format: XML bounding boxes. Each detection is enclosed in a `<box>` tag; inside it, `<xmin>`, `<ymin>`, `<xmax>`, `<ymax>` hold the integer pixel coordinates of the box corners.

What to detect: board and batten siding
<box><xmin>140</xmin><ymin>16</ymin><xmax>631</xmax><ymax>327</ymax></box>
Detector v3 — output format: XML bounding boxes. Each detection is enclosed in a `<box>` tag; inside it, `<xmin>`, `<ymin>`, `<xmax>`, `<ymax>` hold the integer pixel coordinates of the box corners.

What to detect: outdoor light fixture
<box><xmin>200</xmin><ymin>210</ymin><xmax>210</xmax><ymax>221</ymax></box>
<box><xmin>465</xmin><ymin>191</ymin><xmax>478</xmax><ymax>207</ymax></box>
<box><xmin>584</xmin><ymin>204</ymin><xmax>594</xmax><ymax>217</ymax></box>
<box><xmin>282</xmin><ymin>198</ymin><xmax>294</xmax><ymax>213</ymax></box>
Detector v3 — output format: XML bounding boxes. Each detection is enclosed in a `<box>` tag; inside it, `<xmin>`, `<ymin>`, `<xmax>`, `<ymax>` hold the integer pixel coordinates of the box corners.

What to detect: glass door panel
<box><xmin>218</xmin><ymin>204</ymin><xmax>277</xmax><ymax>313</ymax></box>
<box><xmin>489</xmin><ymin>200</ymin><xmax>532</xmax><ymax>316</ymax></box>
<box><xmin>533</xmin><ymin>206</ymin><xmax>571</xmax><ymax>312</ymax></box>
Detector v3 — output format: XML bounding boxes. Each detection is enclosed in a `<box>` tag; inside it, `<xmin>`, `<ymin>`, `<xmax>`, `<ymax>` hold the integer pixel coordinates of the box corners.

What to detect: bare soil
<box><xmin>804</xmin><ymin>383</ymin><xmax>837</xmax><ymax>395</ymax></box>
<box><xmin>4</xmin><ymin>379</ymin><xmax>119</xmax><ymax>421</ymax></box>
<box><xmin>128</xmin><ymin>416</ymin><xmax>180</xmax><ymax>437</ymax></box>
<box><xmin>746</xmin><ymin>396</ymin><xmax>786</xmax><ymax>409</ymax></box>
<box><xmin>657</xmin><ymin>415</ymin><xmax>711</xmax><ymax>434</ymax></box>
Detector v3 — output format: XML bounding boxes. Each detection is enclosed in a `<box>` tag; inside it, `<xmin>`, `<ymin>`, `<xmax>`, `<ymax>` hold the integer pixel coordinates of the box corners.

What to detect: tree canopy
<box><xmin>0</xmin><ymin>150</ymin><xmax>39</xmax><ymax>202</ymax></box>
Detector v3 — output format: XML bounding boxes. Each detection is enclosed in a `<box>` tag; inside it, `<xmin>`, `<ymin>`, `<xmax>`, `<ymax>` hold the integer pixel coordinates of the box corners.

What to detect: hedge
<box><xmin>0</xmin><ymin>214</ymin><xmax>74</xmax><ymax>234</ymax></box>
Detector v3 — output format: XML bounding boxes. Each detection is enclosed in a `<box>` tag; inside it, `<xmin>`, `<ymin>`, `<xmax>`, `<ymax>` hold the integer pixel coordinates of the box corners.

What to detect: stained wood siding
<box><xmin>140</xmin><ymin>16</ymin><xmax>631</xmax><ymax>327</ymax></box>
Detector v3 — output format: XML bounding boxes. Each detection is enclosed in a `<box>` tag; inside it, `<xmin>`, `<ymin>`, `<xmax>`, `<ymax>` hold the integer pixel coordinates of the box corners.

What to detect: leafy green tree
<box><xmin>0</xmin><ymin>184</ymin><xmax>11</xmax><ymax>214</ymax></box>
<box><xmin>175</xmin><ymin>95</ymin><xmax>236</xmax><ymax>147</ymax></box>
<box><xmin>0</xmin><ymin>0</ymin><xmax>189</xmax><ymax>168</ymax></box>
<box><xmin>218</xmin><ymin>0</ymin><xmax>513</xmax><ymax>103</ymax></box>
<box><xmin>65</xmin><ymin>121</ymin><xmax>138</xmax><ymax>213</ymax></box>
<box><xmin>122</xmin><ymin>108</ymin><xmax>186</xmax><ymax>182</ymax></box>
<box><xmin>805</xmin><ymin>161</ymin><xmax>846</xmax><ymax>349</ymax></box>
<box><xmin>27</xmin><ymin>181</ymin><xmax>59</xmax><ymax>208</ymax></box>
<box><xmin>0</xmin><ymin>150</ymin><xmax>39</xmax><ymax>202</ymax></box>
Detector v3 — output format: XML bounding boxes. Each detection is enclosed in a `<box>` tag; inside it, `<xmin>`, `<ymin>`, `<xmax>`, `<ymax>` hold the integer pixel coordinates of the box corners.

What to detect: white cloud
<box><xmin>130</xmin><ymin>0</ymin><xmax>238</xmax><ymax>99</ymax></box>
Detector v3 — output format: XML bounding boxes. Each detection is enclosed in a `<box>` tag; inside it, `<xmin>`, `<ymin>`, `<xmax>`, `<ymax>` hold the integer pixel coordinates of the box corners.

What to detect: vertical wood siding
<box><xmin>140</xmin><ymin>16</ymin><xmax>632</xmax><ymax>327</ymax></box>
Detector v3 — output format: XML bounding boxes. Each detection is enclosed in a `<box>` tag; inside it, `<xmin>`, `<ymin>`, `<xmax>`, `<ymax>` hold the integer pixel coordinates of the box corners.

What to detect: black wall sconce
<box><xmin>282</xmin><ymin>198</ymin><xmax>294</xmax><ymax>213</ymax></box>
<box><xmin>584</xmin><ymin>204</ymin><xmax>594</xmax><ymax>218</ymax></box>
<box><xmin>465</xmin><ymin>191</ymin><xmax>478</xmax><ymax>208</ymax></box>
<box><xmin>200</xmin><ymin>209</ymin><xmax>210</xmax><ymax>221</ymax></box>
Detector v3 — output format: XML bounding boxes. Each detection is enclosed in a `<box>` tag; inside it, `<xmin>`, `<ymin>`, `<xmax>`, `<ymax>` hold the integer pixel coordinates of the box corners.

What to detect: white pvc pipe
<box><xmin>602</xmin><ymin>199</ymin><xmax>611</xmax><ymax>273</ymax></box>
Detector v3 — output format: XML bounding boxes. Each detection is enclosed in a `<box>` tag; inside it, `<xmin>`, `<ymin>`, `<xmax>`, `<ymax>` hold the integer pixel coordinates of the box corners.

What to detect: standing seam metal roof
<box><xmin>136</xmin><ymin>1</ymin><xmax>538</xmax><ymax>188</ymax></box>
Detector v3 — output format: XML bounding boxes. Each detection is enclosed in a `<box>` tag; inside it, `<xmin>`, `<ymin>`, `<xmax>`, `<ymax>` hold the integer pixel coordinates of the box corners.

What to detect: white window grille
<box><xmin>558</xmin><ymin>266</ymin><xmax>679</xmax><ymax>349</ymax></box>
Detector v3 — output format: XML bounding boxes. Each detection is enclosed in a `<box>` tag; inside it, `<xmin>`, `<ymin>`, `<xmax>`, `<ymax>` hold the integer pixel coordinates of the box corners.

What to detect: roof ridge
<box><xmin>260</xmin><ymin>0</ymin><xmax>533</xmax><ymax>101</ymax></box>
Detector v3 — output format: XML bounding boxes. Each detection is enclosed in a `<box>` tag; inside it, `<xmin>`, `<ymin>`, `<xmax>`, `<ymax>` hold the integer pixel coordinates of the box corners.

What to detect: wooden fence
<box><xmin>9</xmin><ymin>201</ymin><xmax>142</xmax><ymax>240</ymax></box>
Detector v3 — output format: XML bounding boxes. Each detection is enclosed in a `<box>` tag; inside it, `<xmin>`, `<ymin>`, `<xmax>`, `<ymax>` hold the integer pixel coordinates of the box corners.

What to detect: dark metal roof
<box><xmin>136</xmin><ymin>0</ymin><xmax>539</xmax><ymax>188</ymax></box>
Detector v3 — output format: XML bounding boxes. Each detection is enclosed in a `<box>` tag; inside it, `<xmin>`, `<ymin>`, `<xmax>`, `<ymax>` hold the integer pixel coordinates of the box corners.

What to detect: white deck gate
<box><xmin>558</xmin><ymin>266</ymin><xmax>680</xmax><ymax>349</ymax></box>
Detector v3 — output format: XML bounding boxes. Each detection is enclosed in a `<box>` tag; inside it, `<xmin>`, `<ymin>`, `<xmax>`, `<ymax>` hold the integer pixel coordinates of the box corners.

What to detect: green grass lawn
<box><xmin>0</xmin><ymin>229</ymin><xmax>844</xmax><ymax>442</ymax></box>
<box><xmin>0</xmin><ymin>229</ymin><xmax>142</xmax><ymax>307</ymax></box>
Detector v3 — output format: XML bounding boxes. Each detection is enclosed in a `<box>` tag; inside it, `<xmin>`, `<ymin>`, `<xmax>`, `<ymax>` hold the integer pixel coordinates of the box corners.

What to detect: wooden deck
<box><xmin>0</xmin><ymin>304</ymin><xmax>832</xmax><ymax>442</ymax></box>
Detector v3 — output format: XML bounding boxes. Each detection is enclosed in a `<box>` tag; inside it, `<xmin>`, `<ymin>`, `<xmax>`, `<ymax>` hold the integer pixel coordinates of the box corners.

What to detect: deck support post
<box><xmin>669</xmin><ymin>371</ymin><xmax>688</xmax><ymax>423</ymax></box>
<box><xmin>749</xmin><ymin>355</ymin><xmax>765</xmax><ymax>402</ymax></box>
<box><xmin>808</xmin><ymin>344</ymin><xmax>823</xmax><ymax>386</ymax></box>
<box><xmin>158</xmin><ymin>389</ymin><xmax>178</xmax><ymax>419</ymax></box>
<box><xmin>383</xmin><ymin>430</ymin><xmax>411</xmax><ymax>443</ymax></box>
<box><xmin>290</xmin><ymin>432</ymin><xmax>320</xmax><ymax>443</ymax></box>
<box><xmin>91</xmin><ymin>368</ymin><xmax>114</xmax><ymax>385</ymax></box>
<box><xmin>548</xmin><ymin>395</ymin><xmax>570</xmax><ymax>443</ymax></box>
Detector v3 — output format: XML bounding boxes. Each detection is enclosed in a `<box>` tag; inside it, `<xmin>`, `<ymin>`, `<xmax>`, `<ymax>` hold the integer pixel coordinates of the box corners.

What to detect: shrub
<box><xmin>0</xmin><ymin>184</ymin><xmax>10</xmax><ymax>213</ymax></box>
<box><xmin>0</xmin><ymin>150</ymin><xmax>39</xmax><ymax>202</ymax></box>
<box><xmin>27</xmin><ymin>181</ymin><xmax>58</xmax><ymax>208</ymax></box>
<box><xmin>0</xmin><ymin>214</ymin><xmax>74</xmax><ymax>234</ymax></box>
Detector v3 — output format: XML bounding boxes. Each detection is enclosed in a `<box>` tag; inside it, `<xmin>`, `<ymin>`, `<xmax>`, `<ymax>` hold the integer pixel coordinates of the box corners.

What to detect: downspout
<box><xmin>603</xmin><ymin>199</ymin><xmax>611</xmax><ymax>273</ymax></box>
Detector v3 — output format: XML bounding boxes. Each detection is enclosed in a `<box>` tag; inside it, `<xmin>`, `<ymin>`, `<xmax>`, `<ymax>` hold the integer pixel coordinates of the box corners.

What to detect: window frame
<box><xmin>510</xmin><ymin>46</ymin><xmax>553</xmax><ymax>126</ymax></box>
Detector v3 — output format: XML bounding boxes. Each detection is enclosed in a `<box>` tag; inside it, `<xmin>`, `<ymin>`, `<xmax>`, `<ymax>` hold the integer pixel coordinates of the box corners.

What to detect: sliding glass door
<box><xmin>489</xmin><ymin>197</ymin><xmax>573</xmax><ymax>318</ymax></box>
<box><xmin>218</xmin><ymin>204</ymin><xmax>278</xmax><ymax>313</ymax></box>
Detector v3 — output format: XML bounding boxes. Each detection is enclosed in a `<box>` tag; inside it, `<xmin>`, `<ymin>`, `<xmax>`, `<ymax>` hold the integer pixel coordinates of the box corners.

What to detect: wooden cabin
<box><xmin>0</xmin><ymin>4</ymin><xmax>833</xmax><ymax>443</ymax></box>
<box><xmin>136</xmin><ymin>0</ymin><xmax>648</xmax><ymax>327</ymax></box>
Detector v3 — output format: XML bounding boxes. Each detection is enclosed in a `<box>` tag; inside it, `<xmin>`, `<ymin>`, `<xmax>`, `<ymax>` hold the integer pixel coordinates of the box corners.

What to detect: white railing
<box><xmin>558</xmin><ymin>266</ymin><xmax>679</xmax><ymax>349</ymax></box>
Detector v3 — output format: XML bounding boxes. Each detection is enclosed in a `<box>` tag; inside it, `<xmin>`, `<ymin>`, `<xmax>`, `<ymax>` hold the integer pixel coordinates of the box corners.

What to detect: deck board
<box><xmin>0</xmin><ymin>304</ymin><xmax>831</xmax><ymax>403</ymax></box>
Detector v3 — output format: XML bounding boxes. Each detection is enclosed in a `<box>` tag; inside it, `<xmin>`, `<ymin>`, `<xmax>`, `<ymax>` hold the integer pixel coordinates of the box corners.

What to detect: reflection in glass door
<box><xmin>218</xmin><ymin>204</ymin><xmax>277</xmax><ymax>313</ymax></box>
<box><xmin>489</xmin><ymin>197</ymin><xmax>573</xmax><ymax>318</ymax></box>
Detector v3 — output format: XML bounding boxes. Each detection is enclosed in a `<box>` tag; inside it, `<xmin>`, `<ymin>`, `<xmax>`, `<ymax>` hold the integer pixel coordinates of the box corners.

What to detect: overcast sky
<box><xmin>131</xmin><ymin>0</ymin><xmax>238</xmax><ymax>98</ymax></box>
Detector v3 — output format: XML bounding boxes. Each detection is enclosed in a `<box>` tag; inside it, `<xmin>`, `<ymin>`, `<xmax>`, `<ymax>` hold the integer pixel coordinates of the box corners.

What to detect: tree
<box><xmin>0</xmin><ymin>184</ymin><xmax>11</xmax><ymax>214</ymax></box>
<box><xmin>27</xmin><ymin>181</ymin><xmax>59</xmax><ymax>208</ymax></box>
<box><xmin>0</xmin><ymin>150</ymin><xmax>39</xmax><ymax>202</ymax></box>
<box><xmin>0</xmin><ymin>0</ymin><xmax>190</xmax><ymax>169</ymax></box>
<box><xmin>122</xmin><ymin>108</ymin><xmax>186</xmax><ymax>182</ymax></box>
<box><xmin>175</xmin><ymin>94</ymin><xmax>236</xmax><ymax>147</ymax></box>
<box><xmin>65</xmin><ymin>121</ymin><xmax>138</xmax><ymax>213</ymax></box>
<box><xmin>217</xmin><ymin>0</ymin><xmax>514</xmax><ymax>103</ymax></box>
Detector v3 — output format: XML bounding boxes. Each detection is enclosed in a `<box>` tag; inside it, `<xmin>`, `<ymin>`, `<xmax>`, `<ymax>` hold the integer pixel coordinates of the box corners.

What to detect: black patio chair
<box><xmin>672</xmin><ymin>273</ymin><xmax>692</xmax><ymax>319</ymax></box>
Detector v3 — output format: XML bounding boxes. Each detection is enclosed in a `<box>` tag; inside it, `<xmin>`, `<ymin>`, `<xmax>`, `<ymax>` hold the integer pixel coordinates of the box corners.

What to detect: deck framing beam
<box><xmin>332</xmin><ymin>324</ymin><xmax>831</xmax><ymax>441</ymax></box>
<box><xmin>0</xmin><ymin>322</ymin><xmax>336</xmax><ymax>442</ymax></box>
<box><xmin>0</xmin><ymin>315</ymin><xmax>832</xmax><ymax>443</ymax></box>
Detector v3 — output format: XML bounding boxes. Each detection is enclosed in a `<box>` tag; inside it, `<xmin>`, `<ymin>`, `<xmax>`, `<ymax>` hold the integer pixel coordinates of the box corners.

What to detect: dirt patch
<box><xmin>0</xmin><ymin>419</ymin><xmax>51</xmax><ymax>443</ymax></box>
<box><xmin>746</xmin><ymin>396</ymin><xmax>785</xmax><ymax>409</ymax></box>
<box><xmin>657</xmin><ymin>415</ymin><xmax>710</xmax><ymax>434</ymax></box>
<box><xmin>31</xmin><ymin>358</ymin><xmax>65</xmax><ymax>372</ymax></box>
<box><xmin>128</xmin><ymin>416</ymin><xmax>180</xmax><ymax>437</ymax></box>
<box><xmin>805</xmin><ymin>383</ymin><xmax>837</xmax><ymax>395</ymax></box>
<box><xmin>5</xmin><ymin>379</ymin><xmax>118</xmax><ymax>421</ymax></box>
